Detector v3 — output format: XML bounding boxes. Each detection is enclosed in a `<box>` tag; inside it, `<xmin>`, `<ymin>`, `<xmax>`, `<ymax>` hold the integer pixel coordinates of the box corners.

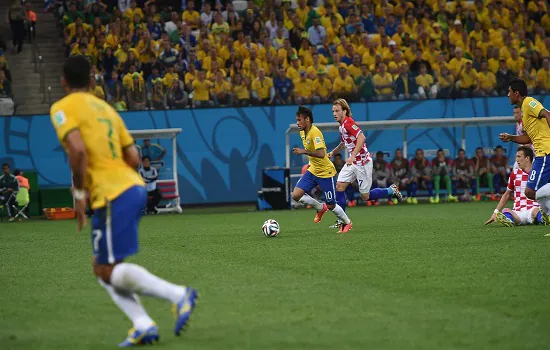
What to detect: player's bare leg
<box><xmin>292</xmin><ymin>187</ymin><xmax>327</xmax><ymax>222</ymax></box>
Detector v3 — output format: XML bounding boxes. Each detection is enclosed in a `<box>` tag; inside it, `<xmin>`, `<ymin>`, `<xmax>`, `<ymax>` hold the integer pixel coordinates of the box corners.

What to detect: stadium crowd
<box><xmin>52</xmin><ymin>0</ymin><xmax>550</xmax><ymax>111</ymax></box>
<box><xmin>333</xmin><ymin>145</ymin><xmax>512</xmax><ymax>206</ymax></box>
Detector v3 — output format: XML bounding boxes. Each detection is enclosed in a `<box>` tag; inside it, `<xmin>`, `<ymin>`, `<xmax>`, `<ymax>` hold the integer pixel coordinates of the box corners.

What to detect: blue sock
<box><xmin>410</xmin><ymin>182</ymin><xmax>418</xmax><ymax>197</ymax></box>
<box><xmin>536</xmin><ymin>211</ymin><xmax>543</xmax><ymax>224</ymax></box>
<box><xmin>336</xmin><ymin>191</ymin><xmax>346</xmax><ymax>211</ymax></box>
<box><xmin>369</xmin><ymin>188</ymin><xmax>387</xmax><ymax>200</ymax></box>
<box><xmin>426</xmin><ymin>181</ymin><xmax>434</xmax><ymax>196</ymax></box>
<box><xmin>503</xmin><ymin>212</ymin><xmax>514</xmax><ymax>222</ymax></box>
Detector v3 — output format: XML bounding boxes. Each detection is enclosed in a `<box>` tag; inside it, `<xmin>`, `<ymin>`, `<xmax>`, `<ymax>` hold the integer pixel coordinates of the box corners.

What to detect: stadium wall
<box><xmin>1</xmin><ymin>96</ymin><xmax>547</xmax><ymax>205</ymax></box>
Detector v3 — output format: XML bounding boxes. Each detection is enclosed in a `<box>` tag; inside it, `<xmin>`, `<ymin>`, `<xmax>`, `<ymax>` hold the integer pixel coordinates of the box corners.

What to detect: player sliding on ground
<box><xmin>50</xmin><ymin>56</ymin><xmax>198</xmax><ymax>347</ymax></box>
<box><xmin>327</xmin><ymin>99</ymin><xmax>402</xmax><ymax>227</ymax></box>
<box><xmin>499</xmin><ymin>78</ymin><xmax>550</xmax><ymax>231</ymax></box>
<box><xmin>292</xmin><ymin>106</ymin><xmax>353</xmax><ymax>233</ymax></box>
<box><xmin>485</xmin><ymin>147</ymin><xmax>547</xmax><ymax>227</ymax></box>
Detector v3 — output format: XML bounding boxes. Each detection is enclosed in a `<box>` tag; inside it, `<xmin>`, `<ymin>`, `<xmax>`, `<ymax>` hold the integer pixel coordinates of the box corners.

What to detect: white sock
<box><xmin>539</xmin><ymin>198</ymin><xmax>550</xmax><ymax>215</ymax></box>
<box><xmin>536</xmin><ymin>183</ymin><xmax>550</xmax><ymax>199</ymax></box>
<box><xmin>331</xmin><ymin>204</ymin><xmax>351</xmax><ymax>224</ymax></box>
<box><xmin>111</xmin><ymin>263</ymin><xmax>186</xmax><ymax>304</ymax></box>
<box><xmin>298</xmin><ymin>194</ymin><xmax>324</xmax><ymax>210</ymax></box>
<box><xmin>98</xmin><ymin>278</ymin><xmax>155</xmax><ymax>331</ymax></box>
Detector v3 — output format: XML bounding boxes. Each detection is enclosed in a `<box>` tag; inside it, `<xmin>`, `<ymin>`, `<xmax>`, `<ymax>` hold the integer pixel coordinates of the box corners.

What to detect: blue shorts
<box><xmin>527</xmin><ymin>155</ymin><xmax>550</xmax><ymax>191</ymax></box>
<box><xmin>296</xmin><ymin>170</ymin><xmax>337</xmax><ymax>204</ymax></box>
<box><xmin>91</xmin><ymin>185</ymin><xmax>147</xmax><ymax>264</ymax></box>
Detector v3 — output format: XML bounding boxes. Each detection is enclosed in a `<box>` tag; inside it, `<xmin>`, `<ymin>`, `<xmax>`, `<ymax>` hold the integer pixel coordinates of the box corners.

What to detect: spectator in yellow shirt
<box><xmin>458</xmin><ymin>60</ymin><xmax>478</xmax><ymax>97</ymax></box>
<box><xmin>182</xmin><ymin>0</ymin><xmax>200</xmax><ymax>30</ymax></box>
<box><xmin>212</xmin><ymin>70</ymin><xmax>233</xmax><ymax>107</ymax></box>
<box><xmin>415</xmin><ymin>64</ymin><xmax>437</xmax><ymax>99</ymax></box>
<box><xmin>476</xmin><ymin>61</ymin><xmax>497</xmax><ymax>97</ymax></box>
<box><xmin>202</xmin><ymin>48</ymin><xmax>224</xmax><ymax>72</ymax></box>
<box><xmin>251</xmin><ymin>69</ymin><xmax>274</xmax><ymax>105</ymax></box>
<box><xmin>89</xmin><ymin>76</ymin><xmax>105</xmax><ymax>100</ymax></box>
<box><xmin>506</xmin><ymin>48</ymin><xmax>524</xmax><ymax>76</ymax></box>
<box><xmin>333</xmin><ymin>66</ymin><xmax>356</xmax><ymax>101</ymax></box>
<box><xmin>232</xmin><ymin>74</ymin><xmax>251</xmax><ymax>107</ymax></box>
<box><xmin>312</xmin><ymin>70</ymin><xmax>332</xmax><ymax>103</ymax></box>
<box><xmin>437</xmin><ymin>66</ymin><xmax>455</xmax><ymax>98</ymax></box>
<box><xmin>123</xmin><ymin>0</ymin><xmax>144</xmax><ymax>22</ymax></box>
<box><xmin>519</xmin><ymin>60</ymin><xmax>537</xmax><ymax>95</ymax></box>
<box><xmin>373</xmin><ymin>63</ymin><xmax>394</xmax><ymax>101</ymax></box>
<box><xmin>286</xmin><ymin>55</ymin><xmax>303</xmax><ymax>84</ymax></box>
<box><xmin>191</xmin><ymin>70</ymin><xmax>214</xmax><ymax>108</ymax></box>
<box><xmin>449</xmin><ymin>20</ymin><xmax>467</xmax><ymax>50</ymax></box>
<box><xmin>448</xmin><ymin>47</ymin><xmax>468</xmax><ymax>79</ymax></box>
<box><xmin>536</xmin><ymin>58</ymin><xmax>550</xmax><ymax>94</ymax></box>
<box><xmin>294</xmin><ymin>71</ymin><xmax>313</xmax><ymax>105</ymax></box>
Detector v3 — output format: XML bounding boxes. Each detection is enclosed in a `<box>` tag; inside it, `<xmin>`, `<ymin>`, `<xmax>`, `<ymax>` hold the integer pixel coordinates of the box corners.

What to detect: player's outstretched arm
<box><xmin>64</xmin><ymin>130</ymin><xmax>88</xmax><ymax>190</ymax></box>
<box><xmin>485</xmin><ymin>190</ymin><xmax>511</xmax><ymax>225</ymax></box>
<box><xmin>328</xmin><ymin>142</ymin><xmax>344</xmax><ymax>158</ymax></box>
<box><xmin>499</xmin><ymin>133</ymin><xmax>531</xmax><ymax>145</ymax></box>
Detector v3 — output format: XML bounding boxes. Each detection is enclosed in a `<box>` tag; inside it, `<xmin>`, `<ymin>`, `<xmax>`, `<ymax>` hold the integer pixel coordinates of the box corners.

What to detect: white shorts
<box><xmin>337</xmin><ymin>162</ymin><xmax>373</xmax><ymax>194</ymax></box>
<box><xmin>513</xmin><ymin>208</ymin><xmax>538</xmax><ymax>225</ymax></box>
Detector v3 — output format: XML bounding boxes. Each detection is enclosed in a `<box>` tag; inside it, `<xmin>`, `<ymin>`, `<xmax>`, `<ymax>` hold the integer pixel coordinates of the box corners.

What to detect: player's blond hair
<box><xmin>333</xmin><ymin>98</ymin><xmax>352</xmax><ymax>117</ymax></box>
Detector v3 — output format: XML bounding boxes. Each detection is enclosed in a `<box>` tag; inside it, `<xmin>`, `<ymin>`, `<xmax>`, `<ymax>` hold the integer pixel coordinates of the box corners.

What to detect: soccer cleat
<box><xmin>329</xmin><ymin>219</ymin><xmax>343</xmax><ymax>229</ymax></box>
<box><xmin>541</xmin><ymin>211</ymin><xmax>550</xmax><ymax>226</ymax></box>
<box><xmin>388</xmin><ymin>199</ymin><xmax>395</xmax><ymax>205</ymax></box>
<box><xmin>173</xmin><ymin>286</ymin><xmax>199</xmax><ymax>336</ymax></box>
<box><xmin>366</xmin><ymin>201</ymin><xmax>372</xmax><ymax>207</ymax></box>
<box><xmin>406</xmin><ymin>197</ymin><xmax>412</xmax><ymax>204</ymax></box>
<box><xmin>412</xmin><ymin>197</ymin><xmax>418</xmax><ymax>204</ymax></box>
<box><xmin>314</xmin><ymin>203</ymin><xmax>328</xmax><ymax>223</ymax></box>
<box><xmin>448</xmin><ymin>195</ymin><xmax>458</xmax><ymax>202</ymax></box>
<box><xmin>118</xmin><ymin>325</ymin><xmax>159</xmax><ymax>347</ymax></box>
<box><xmin>496</xmin><ymin>212</ymin><xmax>515</xmax><ymax>227</ymax></box>
<box><xmin>338</xmin><ymin>221</ymin><xmax>353</xmax><ymax>233</ymax></box>
<box><xmin>390</xmin><ymin>184</ymin><xmax>403</xmax><ymax>202</ymax></box>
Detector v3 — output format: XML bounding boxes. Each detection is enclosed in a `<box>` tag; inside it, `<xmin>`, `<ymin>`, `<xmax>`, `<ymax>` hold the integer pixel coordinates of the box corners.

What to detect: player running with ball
<box><xmin>328</xmin><ymin>99</ymin><xmax>402</xmax><ymax>226</ymax></box>
<box><xmin>500</xmin><ymin>78</ymin><xmax>550</xmax><ymax>229</ymax></box>
<box><xmin>292</xmin><ymin>106</ymin><xmax>353</xmax><ymax>233</ymax></box>
<box><xmin>485</xmin><ymin>146</ymin><xmax>546</xmax><ymax>227</ymax></box>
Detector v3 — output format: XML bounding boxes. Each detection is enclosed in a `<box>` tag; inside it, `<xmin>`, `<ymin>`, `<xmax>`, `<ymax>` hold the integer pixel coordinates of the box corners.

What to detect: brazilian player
<box><xmin>50</xmin><ymin>56</ymin><xmax>198</xmax><ymax>347</ymax></box>
<box><xmin>500</xmin><ymin>78</ymin><xmax>550</xmax><ymax>224</ymax></box>
<box><xmin>292</xmin><ymin>106</ymin><xmax>353</xmax><ymax>233</ymax></box>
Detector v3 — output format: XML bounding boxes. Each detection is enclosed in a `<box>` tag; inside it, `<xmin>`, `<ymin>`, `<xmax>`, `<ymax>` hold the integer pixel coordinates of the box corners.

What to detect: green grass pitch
<box><xmin>1</xmin><ymin>201</ymin><xmax>549</xmax><ymax>350</ymax></box>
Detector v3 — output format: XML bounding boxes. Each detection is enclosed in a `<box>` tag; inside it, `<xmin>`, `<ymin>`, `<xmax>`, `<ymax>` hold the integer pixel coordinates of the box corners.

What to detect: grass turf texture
<box><xmin>1</xmin><ymin>201</ymin><xmax>549</xmax><ymax>350</ymax></box>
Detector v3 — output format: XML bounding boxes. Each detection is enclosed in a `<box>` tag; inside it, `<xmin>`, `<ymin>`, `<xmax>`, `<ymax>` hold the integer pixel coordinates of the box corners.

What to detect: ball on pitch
<box><xmin>262</xmin><ymin>219</ymin><xmax>280</xmax><ymax>237</ymax></box>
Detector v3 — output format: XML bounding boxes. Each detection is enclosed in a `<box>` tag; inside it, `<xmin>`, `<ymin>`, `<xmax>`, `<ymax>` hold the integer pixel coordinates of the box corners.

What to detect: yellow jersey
<box><xmin>521</xmin><ymin>97</ymin><xmax>550</xmax><ymax>156</ymax></box>
<box><xmin>299</xmin><ymin>125</ymin><xmax>336</xmax><ymax>178</ymax></box>
<box><xmin>50</xmin><ymin>92</ymin><xmax>144</xmax><ymax>209</ymax></box>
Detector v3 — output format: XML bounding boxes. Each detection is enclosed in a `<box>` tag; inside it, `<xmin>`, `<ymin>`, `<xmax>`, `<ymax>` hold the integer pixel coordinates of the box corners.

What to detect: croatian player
<box><xmin>291</xmin><ymin>105</ymin><xmax>353</xmax><ymax>233</ymax></box>
<box><xmin>50</xmin><ymin>56</ymin><xmax>197</xmax><ymax>347</ymax></box>
<box><xmin>500</xmin><ymin>78</ymin><xmax>550</xmax><ymax>224</ymax></box>
<box><xmin>327</xmin><ymin>99</ymin><xmax>402</xmax><ymax>214</ymax></box>
<box><xmin>485</xmin><ymin>146</ymin><xmax>546</xmax><ymax>227</ymax></box>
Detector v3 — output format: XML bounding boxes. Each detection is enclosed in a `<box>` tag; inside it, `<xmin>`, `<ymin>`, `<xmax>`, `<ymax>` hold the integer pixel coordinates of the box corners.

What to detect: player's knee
<box><xmin>336</xmin><ymin>182</ymin><xmax>347</xmax><ymax>192</ymax></box>
<box><xmin>525</xmin><ymin>188</ymin><xmax>536</xmax><ymax>200</ymax></box>
<box><xmin>93</xmin><ymin>262</ymin><xmax>115</xmax><ymax>284</ymax></box>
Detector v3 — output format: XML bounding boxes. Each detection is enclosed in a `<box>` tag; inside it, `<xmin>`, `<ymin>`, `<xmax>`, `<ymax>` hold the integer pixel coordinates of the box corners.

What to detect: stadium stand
<box><xmin>45</xmin><ymin>0</ymin><xmax>549</xmax><ymax>111</ymax></box>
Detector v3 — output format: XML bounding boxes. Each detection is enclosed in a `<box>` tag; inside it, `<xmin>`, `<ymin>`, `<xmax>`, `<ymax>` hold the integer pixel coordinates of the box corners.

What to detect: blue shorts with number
<box><xmin>296</xmin><ymin>170</ymin><xmax>337</xmax><ymax>204</ymax></box>
<box><xmin>91</xmin><ymin>185</ymin><xmax>147</xmax><ymax>264</ymax></box>
<box><xmin>527</xmin><ymin>155</ymin><xmax>550</xmax><ymax>191</ymax></box>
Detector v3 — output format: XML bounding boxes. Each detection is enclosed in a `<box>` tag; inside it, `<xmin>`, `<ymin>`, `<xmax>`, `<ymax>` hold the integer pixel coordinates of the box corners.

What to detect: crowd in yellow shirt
<box><xmin>58</xmin><ymin>0</ymin><xmax>550</xmax><ymax>109</ymax></box>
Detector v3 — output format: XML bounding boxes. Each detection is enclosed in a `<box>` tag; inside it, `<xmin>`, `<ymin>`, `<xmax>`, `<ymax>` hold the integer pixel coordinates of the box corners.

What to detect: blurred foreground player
<box><xmin>292</xmin><ymin>105</ymin><xmax>353</xmax><ymax>233</ymax></box>
<box><xmin>50</xmin><ymin>56</ymin><xmax>198</xmax><ymax>347</ymax></box>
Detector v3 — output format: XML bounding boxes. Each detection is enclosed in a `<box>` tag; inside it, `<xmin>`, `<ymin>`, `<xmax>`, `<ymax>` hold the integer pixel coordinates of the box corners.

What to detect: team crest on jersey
<box><xmin>53</xmin><ymin>111</ymin><xmax>66</xmax><ymax>127</ymax></box>
<box><xmin>306</xmin><ymin>139</ymin><xmax>311</xmax><ymax>145</ymax></box>
<box><xmin>352</xmin><ymin>124</ymin><xmax>359</xmax><ymax>130</ymax></box>
<box><xmin>529</xmin><ymin>100</ymin><xmax>538</xmax><ymax>109</ymax></box>
<box><xmin>314</xmin><ymin>136</ymin><xmax>321</xmax><ymax>144</ymax></box>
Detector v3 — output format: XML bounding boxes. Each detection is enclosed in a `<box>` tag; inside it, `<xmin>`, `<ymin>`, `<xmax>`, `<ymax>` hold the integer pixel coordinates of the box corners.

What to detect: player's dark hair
<box><xmin>495</xmin><ymin>145</ymin><xmax>503</xmax><ymax>150</ymax></box>
<box><xmin>517</xmin><ymin>146</ymin><xmax>534</xmax><ymax>162</ymax></box>
<box><xmin>142</xmin><ymin>156</ymin><xmax>151</xmax><ymax>162</ymax></box>
<box><xmin>509</xmin><ymin>78</ymin><xmax>528</xmax><ymax>97</ymax></box>
<box><xmin>296</xmin><ymin>105</ymin><xmax>313</xmax><ymax>123</ymax></box>
<box><xmin>63</xmin><ymin>55</ymin><xmax>90</xmax><ymax>89</ymax></box>
<box><xmin>458</xmin><ymin>148</ymin><xmax>465</xmax><ymax>153</ymax></box>
<box><xmin>2</xmin><ymin>163</ymin><xmax>9</xmax><ymax>168</ymax></box>
<box><xmin>476</xmin><ymin>147</ymin><xmax>483</xmax><ymax>152</ymax></box>
<box><xmin>13</xmin><ymin>169</ymin><xmax>21</xmax><ymax>176</ymax></box>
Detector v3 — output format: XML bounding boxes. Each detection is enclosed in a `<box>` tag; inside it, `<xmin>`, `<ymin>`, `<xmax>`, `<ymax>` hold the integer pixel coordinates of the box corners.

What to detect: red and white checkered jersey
<box><xmin>507</xmin><ymin>167</ymin><xmax>539</xmax><ymax>211</ymax></box>
<box><xmin>339</xmin><ymin>117</ymin><xmax>371</xmax><ymax>166</ymax></box>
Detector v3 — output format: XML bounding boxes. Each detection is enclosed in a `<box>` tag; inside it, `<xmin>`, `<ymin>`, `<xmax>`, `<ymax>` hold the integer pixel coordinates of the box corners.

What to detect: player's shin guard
<box><xmin>111</xmin><ymin>263</ymin><xmax>186</xmax><ymax>304</ymax></box>
<box><xmin>369</xmin><ymin>187</ymin><xmax>389</xmax><ymax>200</ymax></box>
<box><xmin>433</xmin><ymin>175</ymin><xmax>441</xmax><ymax>196</ymax></box>
<box><xmin>331</xmin><ymin>204</ymin><xmax>351</xmax><ymax>224</ymax></box>
<box><xmin>537</xmin><ymin>211</ymin><xmax>544</xmax><ymax>224</ymax></box>
<box><xmin>410</xmin><ymin>182</ymin><xmax>418</xmax><ymax>197</ymax></box>
<box><xmin>336</xmin><ymin>191</ymin><xmax>347</xmax><ymax>211</ymax></box>
<box><xmin>298</xmin><ymin>193</ymin><xmax>324</xmax><ymax>210</ymax></box>
<box><xmin>426</xmin><ymin>181</ymin><xmax>434</xmax><ymax>197</ymax></box>
<box><xmin>503</xmin><ymin>211</ymin><xmax>515</xmax><ymax>222</ymax></box>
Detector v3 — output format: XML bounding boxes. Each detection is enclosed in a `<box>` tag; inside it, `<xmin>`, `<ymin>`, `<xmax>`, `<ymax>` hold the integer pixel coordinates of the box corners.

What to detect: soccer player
<box><xmin>50</xmin><ymin>56</ymin><xmax>197</xmax><ymax>347</ymax></box>
<box><xmin>451</xmin><ymin>148</ymin><xmax>477</xmax><ymax>200</ymax></box>
<box><xmin>485</xmin><ymin>146</ymin><xmax>546</xmax><ymax>226</ymax></box>
<box><xmin>407</xmin><ymin>149</ymin><xmax>433</xmax><ymax>204</ymax></box>
<box><xmin>291</xmin><ymin>105</ymin><xmax>353</xmax><ymax>233</ymax></box>
<box><xmin>389</xmin><ymin>148</ymin><xmax>410</xmax><ymax>203</ymax></box>
<box><xmin>490</xmin><ymin>145</ymin><xmax>509</xmax><ymax>196</ymax></box>
<box><xmin>500</xmin><ymin>78</ymin><xmax>550</xmax><ymax>223</ymax></box>
<box><xmin>327</xmin><ymin>99</ymin><xmax>402</xmax><ymax>213</ymax></box>
<box><xmin>431</xmin><ymin>149</ymin><xmax>457</xmax><ymax>203</ymax></box>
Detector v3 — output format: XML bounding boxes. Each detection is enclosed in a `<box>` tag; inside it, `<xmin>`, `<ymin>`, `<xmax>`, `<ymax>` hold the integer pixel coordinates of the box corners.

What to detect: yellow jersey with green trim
<box><xmin>521</xmin><ymin>96</ymin><xmax>550</xmax><ymax>157</ymax></box>
<box><xmin>300</xmin><ymin>125</ymin><xmax>337</xmax><ymax>178</ymax></box>
<box><xmin>50</xmin><ymin>92</ymin><xmax>144</xmax><ymax>209</ymax></box>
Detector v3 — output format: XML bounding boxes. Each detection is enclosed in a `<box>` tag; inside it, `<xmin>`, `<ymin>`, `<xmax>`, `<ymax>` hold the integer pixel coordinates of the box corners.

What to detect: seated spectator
<box><xmin>89</xmin><ymin>75</ymin><xmax>105</xmax><ymax>100</ymax></box>
<box><xmin>127</xmin><ymin>72</ymin><xmax>147</xmax><ymax>110</ymax></box>
<box><xmin>395</xmin><ymin>65</ymin><xmax>418</xmax><ymax>100</ymax></box>
<box><xmin>13</xmin><ymin>169</ymin><xmax>30</xmax><ymax>218</ymax></box>
<box><xmin>167</xmin><ymin>79</ymin><xmax>188</xmax><ymax>109</ymax></box>
<box><xmin>496</xmin><ymin>59</ymin><xmax>514</xmax><ymax>96</ymax></box>
<box><xmin>333</xmin><ymin>65</ymin><xmax>356</xmax><ymax>102</ymax></box>
<box><xmin>437</xmin><ymin>66</ymin><xmax>455</xmax><ymax>98</ymax></box>
<box><xmin>473</xmin><ymin>147</ymin><xmax>494</xmax><ymax>199</ymax></box>
<box><xmin>373</xmin><ymin>63</ymin><xmax>395</xmax><ymax>101</ymax></box>
<box><xmin>0</xmin><ymin>163</ymin><xmax>18</xmax><ymax>221</ymax></box>
<box><xmin>355</xmin><ymin>64</ymin><xmax>375</xmax><ymax>102</ymax></box>
<box><xmin>476</xmin><ymin>61</ymin><xmax>498</xmax><ymax>97</ymax></box>
<box><xmin>273</xmin><ymin>66</ymin><xmax>294</xmax><ymax>105</ymax></box>
<box><xmin>294</xmin><ymin>71</ymin><xmax>312</xmax><ymax>105</ymax></box>
<box><xmin>520</xmin><ymin>60</ymin><xmax>537</xmax><ymax>95</ymax></box>
<box><xmin>458</xmin><ymin>60</ymin><xmax>478</xmax><ymax>97</ymax></box>
<box><xmin>410</xmin><ymin>49</ymin><xmax>432</xmax><ymax>76</ymax></box>
<box><xmin>536</xmin><ymin>58</ymin><xmax>550</xmax><ymax>94</ymax></box>
<box><xmin>149</xmin><ymin>77</ymin><xmax>167</xmax><ymax>110</ymax></box>
<box><xmin>251</xmin><ymin>68</ymin><xmax>274</xmax><ymax>105</ymax></box>
<box><xmin>191</xmin><ymin>70</ymin><xmax>214</xmax><ymax>108</ymax></box>
<box><xmin>139</xmin><ymin>156</ymin><xmax>161</xmax><ymax>215</ymax></box>
<box><xmin>491</xmin><ymin>145</ymin><xmax>509</xmax><ymax>195</ymax></box>
<box><xmin>212</xmin><ymin>70</ymin><xmax>233</xmax><ymax>107</ymax></box>
<box><xmin>415</xmin><ymin>64</ymin><xmax>437</xmax><ymax>99</ymax></box>
<box><xmin>313</xmin><ymin>70</ymin><xmax>333</xmax><ymax>103</ymax></box>
<box><xmin>232</xmin><ymin>74</ymin><xmax>251</xmax><ymax>107</ymax></box>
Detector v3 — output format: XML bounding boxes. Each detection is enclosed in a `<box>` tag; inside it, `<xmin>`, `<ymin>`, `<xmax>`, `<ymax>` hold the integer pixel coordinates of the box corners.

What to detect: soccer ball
<box><xmin>262</xmin><ymin>219</ymin><xmax>280</xmax><ymax>237</ymax></box>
